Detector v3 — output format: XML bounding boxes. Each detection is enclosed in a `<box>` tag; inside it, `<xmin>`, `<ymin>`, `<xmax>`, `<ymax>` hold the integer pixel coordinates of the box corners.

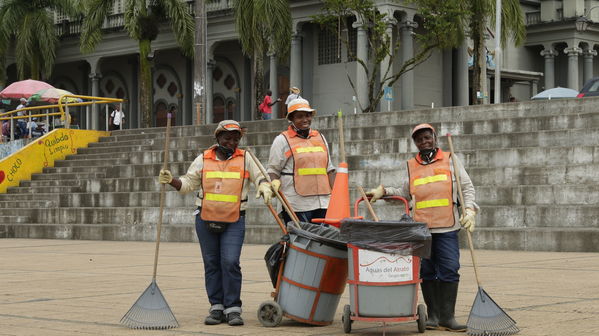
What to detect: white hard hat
<box><xmin>286</xmin><ymin>98</ymin><xmax>316</xmax><ymax>120</ymax></box>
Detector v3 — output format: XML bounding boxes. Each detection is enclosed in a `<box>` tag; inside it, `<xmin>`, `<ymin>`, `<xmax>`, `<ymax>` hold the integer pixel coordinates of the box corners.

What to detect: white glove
<box><xmin>460</xmin><ymin>208</ymin><xmax>476</xmax><ymax>232</ymax></box>
<box><xmin>256</xmin><ymin>182</ymin><xmax>274</xmax><ymax>205</ymax></box>
<box><xmin>271</xmin><ymin>179</ymin><xmax>281</xmax><ymax>193</ymax></box>
<box><xmin>158</xmin><ymin>169</ymin><xmax>173</xmax><ymax>184</ymax></box>
<box><xmin>365</xmin><ymin>185</ymin><xmax>385</xmax><ymax>203</ymax></box>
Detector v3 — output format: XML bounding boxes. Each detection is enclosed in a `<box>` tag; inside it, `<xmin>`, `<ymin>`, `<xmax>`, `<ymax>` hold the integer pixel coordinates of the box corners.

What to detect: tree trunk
<box><xmin>254</xmin><ymin>50</ymin><xmax>264</xmax><ymax>120</ymax></box>
<box><xmin>139</xmin><ymin>39</ymin><xmax>153</xmax><ymax>128</ymax></box>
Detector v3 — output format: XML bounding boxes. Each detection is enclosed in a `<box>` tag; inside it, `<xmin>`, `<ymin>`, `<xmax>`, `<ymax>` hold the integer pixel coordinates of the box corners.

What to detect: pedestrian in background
<box><xmin>158</xmin><ymin>120</ymin><xmax>273</xmax><ymax>326</ymax></box>
<box><xmin>259</xmin><ymin>90</ymin><xmax>281</xmax><ymax>120</ymax></box>
<box><xmin>15</xmin><ymin>98</ymin><xmax>28</xmax><ymax>138</ymax></box>
<box><xmin>109</xmin><ymin>105</ymin><xmax>125</xmax><ymax>130</ymax></box>
<box><xmin>267</xmin><ymin>98</ymin><xmax>336</xmax><ymax>224</ymax></box>
<box><xmin>285</xmin><ymin>87</ymin><xmax>301</xmax><ymax>106</ymax></box>
<box><xmin>367</xmin><ymin>123</ymin><xmax>478</xmax><ymax>332</ymax></box>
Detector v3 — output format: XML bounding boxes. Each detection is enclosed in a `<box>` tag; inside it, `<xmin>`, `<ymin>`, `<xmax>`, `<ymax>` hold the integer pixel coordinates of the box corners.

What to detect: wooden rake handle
<box><xmin>447</xmin><ymin>133</ymin><xmax>481</xmax><ymax>286</ymax></box>
<box><xmin>358</xmin><ymin>186</ymin><xmax>380</xmax><ymax>222</ymax></box>
<box><xmin>245</xmin><ymin>148</ymin><xmax>302</xmax><ymax>230</ymax></box>
<box><xmin>153</xmin><ymin>113</ymin><xmax>172</xmax><ymax>280</ymax></box>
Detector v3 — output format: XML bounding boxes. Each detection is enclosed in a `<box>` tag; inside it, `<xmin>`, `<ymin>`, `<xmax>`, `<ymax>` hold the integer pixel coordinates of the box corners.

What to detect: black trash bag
<box><xmin>264</xmin><ymin>234</ymin><xmax>289</xmax><ymax>287</ymax></box>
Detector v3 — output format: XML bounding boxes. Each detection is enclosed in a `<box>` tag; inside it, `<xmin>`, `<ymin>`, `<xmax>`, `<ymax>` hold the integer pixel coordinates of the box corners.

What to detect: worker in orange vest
<box><xmin>158</xmin><ymin>120</ymin><xmax>273</xmax><ymax>327</ymax></box>
<box><xmin>267</xmin><ymin>98</ymin><xmax>336</xmax><ymax>224</ymax></box>
<box><xmin>367</xmin><ymin>123</ymin><xmax>478</xmax><ymax>332</ymax></box>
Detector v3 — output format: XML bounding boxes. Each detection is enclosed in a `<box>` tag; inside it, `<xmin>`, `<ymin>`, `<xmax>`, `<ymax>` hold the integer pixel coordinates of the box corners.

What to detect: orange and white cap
<box><xmin>214</xmin><ymin>120</ymin><xmax>243</xmax><ymax>137</ymax></box>
<box><xmin>411</xmin><ymin>123</ymin><xmax>436</xmax><ymax>138</ymax></box>
<box><xmin>286</xmin><ymin>98</ymin><xmax>316</xmax><ymax>120</ymax></box>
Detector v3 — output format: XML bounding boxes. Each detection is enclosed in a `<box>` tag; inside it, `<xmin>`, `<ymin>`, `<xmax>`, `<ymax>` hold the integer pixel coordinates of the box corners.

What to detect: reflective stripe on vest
<box><xmin>201</xmin><ymin>149</ymin><xmax>245</xmax><ymax>223</ymax></box>
<box><xmin>298</xmin><ymin>167</ymin><xmax>327</xmax><ymax>176</ymax></box>
<box><xmin>282</xmin><ymin>129</ymin><xmax>332</xmax><ymax>196</ymax></box>
<box><xmin>408</xmin><ymin>150</ymin><xmax>454</xmax><ymax>229</ymax></box>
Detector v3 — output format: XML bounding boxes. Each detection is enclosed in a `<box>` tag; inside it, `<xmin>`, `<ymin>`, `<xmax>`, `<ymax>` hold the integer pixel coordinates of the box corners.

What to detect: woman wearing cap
<box><xmin>367</xmin><ymin>123</ymin><xmax>478</xmax><ymax>332</ymax></box>
<box><xmin>267</xmin><ymin>98</ymin><xmax>336</xmax><ymax>224</ymax></box>
<box><xmin>158</xmin><ymin>120</ymin><xmax>273</xmax><ymax>326</ymax></box>
<box><xmin>285</xmin><ymin>87</ymin><xmax>301</xmax><ymax>106</ymax></box>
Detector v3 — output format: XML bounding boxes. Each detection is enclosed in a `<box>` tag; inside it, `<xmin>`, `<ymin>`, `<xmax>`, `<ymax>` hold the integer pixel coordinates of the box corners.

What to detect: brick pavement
<box><xmin>1</xmin><ymin>239</ymin><xmax>598</xmax><ymax>336</ymax></box>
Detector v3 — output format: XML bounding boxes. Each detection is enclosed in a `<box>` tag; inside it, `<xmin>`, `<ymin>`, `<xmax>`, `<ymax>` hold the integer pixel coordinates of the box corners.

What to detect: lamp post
<box><xmin>576</xmin><ymin>5</ymin><xmax>599</xmax><ymax>32</ymax></box>
<box><xmin>494</xmin><ymin>0</ymin><xmax>502</xmax><ymax>104</ymax></box>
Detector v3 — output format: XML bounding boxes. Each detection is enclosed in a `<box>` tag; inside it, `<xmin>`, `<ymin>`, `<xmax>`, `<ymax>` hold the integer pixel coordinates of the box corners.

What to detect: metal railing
<box><xmin>526</xmin><ymin>11</ymin><xmax>541</xmax><ymax>25</ymax></box>
<box><xmin>1</xmin><ymin>95</ymin><xmax>125</xmax><ymax>143</ymax></box>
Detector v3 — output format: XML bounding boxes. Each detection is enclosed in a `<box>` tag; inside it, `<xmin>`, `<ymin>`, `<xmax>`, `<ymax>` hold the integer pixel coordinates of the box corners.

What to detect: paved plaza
<box><xmin>1</xmin><ymin>238</ymin><xmax>598</xmax><ymax>336</ymax></box>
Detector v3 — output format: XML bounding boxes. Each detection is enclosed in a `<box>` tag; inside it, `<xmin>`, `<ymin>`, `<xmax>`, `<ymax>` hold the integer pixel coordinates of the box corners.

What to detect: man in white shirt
<box><xmin>109</xmin><ymin>105</ymin><xmax>125</xmax><ymax>131</ymax></box>
<box><xmin>15</xmin><ymin>98</ymin><xmax>28</xmax><ymax>138</ymax></box>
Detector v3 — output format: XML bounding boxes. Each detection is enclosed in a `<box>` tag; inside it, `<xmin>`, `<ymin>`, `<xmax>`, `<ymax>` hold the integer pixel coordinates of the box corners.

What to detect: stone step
<box><xmin>0</xmin><ymin>200</ymin><xmax>56</xmax><ymax>208</ymax></box>
<box><xmin>19</xmin><ymin>180</ymin><xmax>83</xmax><ymax>188</ymax></box>
<box><xmin>107</xmin><ymin>112</ymin><xmax>599</xmax><ymax>146</ymax></box>
<box><xmin>6</xmin><ymin>185</ymin><xmax>82</xmax><ymax>194</ymax></box>
<box><xmin>31</xmin><ymin>171</ymin><xmax>107</xmax><ymax>181</ymax></box>
<box><xmin>468</xmin><ymin>227</ymin><xmax>599</xmax><ymax>252</ymax></box>
<box><xmin>1</xmin><ymin>222</ymin><xmax>283</xmax><ymax>244</ymax></box>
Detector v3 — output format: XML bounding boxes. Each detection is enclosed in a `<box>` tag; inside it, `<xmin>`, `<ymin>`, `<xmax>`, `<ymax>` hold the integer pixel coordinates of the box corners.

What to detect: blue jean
<box><xmin>195</xmin><ymin>214</ymin><xmax>245</xmax><ymax>313</ymax></box>
<box><xmin>262</xmin><ymin>112</ymin><xmax>272</xmax><ymax>120</ymax></box>
<box><xmin>420</xmin><ymin>230</ymin><xmax>461</xmax><ymax>282</ymax></box>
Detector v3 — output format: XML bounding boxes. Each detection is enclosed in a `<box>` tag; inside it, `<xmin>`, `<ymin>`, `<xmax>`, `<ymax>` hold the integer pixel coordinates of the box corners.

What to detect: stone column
<box><xmin>290</xmin><ymin>33</ymin><xmax>302</xmax><ymax>90</ymax></box>
<box><xmin>380</xmin><ymin>17</ymin><xmax>396</xmax><ymax>111</ymax></box>
<box><xmin>540</xmin><ymin>48</ymin><xmax>557</xmax><ymax>89</ymax></box>
<box><xmin>400</xmin><ymin>20</ymin><xmax>417</xmax><ymax>110</ymax></box>
<box><xmin>583</xmin><ymin>49</ymin><xmax>597</xmax><ymax>85</ymax></box>
<box><xmin>353</xmin><ymin>20</ymin><xmax>369</xmax><ymax>111</ymax></box>
<box><xmin>565</xmin><ymin>47</ymin><xmax>582</xmax><ymax>90</ymax></box>
<box><xmin>530</xmin><ymin>79</ymin><xmax>538</xmax><ymax>97</ymax></box>
<box><xmin>269</xmin><ymin>52</ymin><xmax>278</xmax><ymax>117</ymax></box>
<box><xmin>206</xmin><ymin>60</ymin><xmax>216</xmax><ymax>124</ymax></box>
<box><xmin>89</xmin><ymin>72</ymin><xmax>102</xmax><ymax>130</ymax></box>
<box><xmin>455</xmin><ymin>43</ymin><xmax>469</xmax><ymax>106</ymax></box>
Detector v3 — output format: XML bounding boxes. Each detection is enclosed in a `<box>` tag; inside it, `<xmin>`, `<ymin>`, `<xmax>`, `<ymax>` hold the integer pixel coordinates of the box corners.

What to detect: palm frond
<box><xmin>80</xmin><ymin>0</ymin><xmax>115</xmax><ymax>53</ymax></box>
<box><xmin>495</xmin><ymin>0</ymin><xmax>526</xmax><ymax>47</ymax></box>
<box><xmin>123</xmin><ymin>0</ymin><xmax>145</xmax><ymax>40</ymax></box>
<box><xmin>160</xmin><ymin>0</ymin><xmax>194</xmax><ymax>57</ymax></box>
<box><xmin>34</xmin><ymin>10</ymin><xmax>59</xmax><ymax>78</ymax></box>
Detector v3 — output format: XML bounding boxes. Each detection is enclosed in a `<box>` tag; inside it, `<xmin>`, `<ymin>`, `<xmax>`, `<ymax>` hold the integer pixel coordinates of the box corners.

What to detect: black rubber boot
<box><xmin>438</xmin><ymin>281</ymin><xmax>467</xmax><ymax>332</ymax></box>
<box><xmin>421</xmin><ymin>280</ymin><xmax>440</xmax><ymax>330</ymax></box>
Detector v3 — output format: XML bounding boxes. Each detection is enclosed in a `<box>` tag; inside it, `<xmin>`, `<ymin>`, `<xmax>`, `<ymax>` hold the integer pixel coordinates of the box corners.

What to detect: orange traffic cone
<box><xmin>312</xmin><ymin>161</ymin><xmax>350</xmax><ymax>227</ymax></box>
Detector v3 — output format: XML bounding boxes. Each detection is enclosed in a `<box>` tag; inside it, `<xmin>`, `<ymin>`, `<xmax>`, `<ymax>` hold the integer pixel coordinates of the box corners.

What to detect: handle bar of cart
<box><xmin>353</xmin><ymin>195</ymin><xmax>410</xmax><ymax>218</ymax></box>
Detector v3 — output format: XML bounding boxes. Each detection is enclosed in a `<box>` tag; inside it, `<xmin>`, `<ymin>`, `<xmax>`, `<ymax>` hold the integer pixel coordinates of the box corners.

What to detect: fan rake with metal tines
<box><xmin>448</xmin><ymin>134</ymin><xmax>519</xmax><ymax>336</ymax></box>
<box><xmin>120</xmin><ymin>113</ymin><xmax>178</xmax><ymax>330</ymax></box>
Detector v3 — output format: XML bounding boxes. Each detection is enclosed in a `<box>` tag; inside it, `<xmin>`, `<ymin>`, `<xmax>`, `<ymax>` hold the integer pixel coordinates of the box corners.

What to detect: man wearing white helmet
<box><xmin>367</xmin><ymin>123</ymin><xmax>478</xmax><ymax>332</ymax></box>
<box><xmin>158</xmin><ymin>120</ymin><xmax>273</xmax><ymax>327</ymax></box>
<box><xmin>267</xmin><ymin>98</ymin><xmax>336</xmax><ymax>224</ymax></box>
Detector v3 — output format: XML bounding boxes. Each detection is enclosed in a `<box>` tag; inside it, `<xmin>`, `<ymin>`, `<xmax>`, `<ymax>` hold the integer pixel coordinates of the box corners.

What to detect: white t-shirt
<box><xmin>285</xmin><ymin>93</ymin><xmax>301</xmax><ymax>105</ymax></box>
<box><xmin>111</xmin><ymin>110</ymin><xmax>125</xmax><ymax>125</ymax></box>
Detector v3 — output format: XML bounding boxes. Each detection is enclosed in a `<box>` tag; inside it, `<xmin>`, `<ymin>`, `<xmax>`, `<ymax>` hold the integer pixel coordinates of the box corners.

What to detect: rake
<box><xmin>447</xmin><ymin>134</ymin><xmax>519</xmax><ymax>336</ymax></box>
<box><xmin>120</xmin><ymin>113</ymin><xmax>178</xmax><ymax>329</ymax></box>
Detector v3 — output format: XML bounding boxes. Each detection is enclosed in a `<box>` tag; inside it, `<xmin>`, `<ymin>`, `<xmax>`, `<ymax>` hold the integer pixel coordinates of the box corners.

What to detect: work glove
<box><xmin>271</xmin><ymin>179</ymin><xmax>281</xmax><ymax>193</ymax></box>
<box><xmin>365</xmin><ymin>185</ymin><xmax>385</xmax><ymax>203</ymax></box>
<box><xmin>256</xmin><ymin>182</ymin><xmax>274</xmax><ymax>205</ymax></box>
<box><xmin>158</xmin><ymin>169</ymin><xmax>173</xmax><ymax>184</ymax></box>
<box><xmin>460</xmin><ymin>208</ymin><xmax>476</xmax><ymax>232</ymax></box>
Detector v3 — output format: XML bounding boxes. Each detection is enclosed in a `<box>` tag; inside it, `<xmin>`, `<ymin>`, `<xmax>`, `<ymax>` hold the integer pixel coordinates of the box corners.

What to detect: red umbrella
<box><xmin>0</xmin><ymin>79</ymin><xmax>54</xmax><ymax>99</ymax></box>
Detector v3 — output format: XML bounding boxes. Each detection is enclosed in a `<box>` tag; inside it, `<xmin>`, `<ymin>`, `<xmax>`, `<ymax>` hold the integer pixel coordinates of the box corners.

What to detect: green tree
<box><xmin>232</xmin><ymin>0</ymin><xmax>291</xmax><ymax>120</ymax></box>
<box><xmin>0</xmin><ymin>0</ymin><xmax>82</xmax><ymax>81</ymax></box>
<box><xmin>80</xmin><ymin>0</ymin><xmax>194</xmax><ymax>128</ymax></box>
<box><xmin>467</xmin><ymin>0</ymin><xmax>525</xmax><ymax>104</ymax></box>
<box><xmin>314</xmin><ymin>0</ymin><xmax>467</xmax><ymax>112</ymax></box>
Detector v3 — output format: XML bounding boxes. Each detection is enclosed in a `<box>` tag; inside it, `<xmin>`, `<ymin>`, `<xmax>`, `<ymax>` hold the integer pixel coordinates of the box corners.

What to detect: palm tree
<box><xmin>467</xmin><ymin>0</ymin><xmax>525</xmax><ymax>104</ymax></box>
<box><xmin>232</xmin><ymin>0</ymin><xmax>291</xmax><ymax>120</ymax></box>
<box><xmin>80</xmin><ymin>0</ymin><xmax>194</xmax><ymax>128</ymax></box>
<box><xmin>0</xmin><ymin>0</ymin><xmax>82</xmax><ymax>81</ymax></box>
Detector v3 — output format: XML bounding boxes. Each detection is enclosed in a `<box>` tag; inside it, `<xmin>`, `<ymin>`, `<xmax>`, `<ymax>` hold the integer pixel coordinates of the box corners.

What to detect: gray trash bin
<box><xmin>276</xmin><ymin>222</ymin><xmax>348</xmax><ymax>325</ymax></box>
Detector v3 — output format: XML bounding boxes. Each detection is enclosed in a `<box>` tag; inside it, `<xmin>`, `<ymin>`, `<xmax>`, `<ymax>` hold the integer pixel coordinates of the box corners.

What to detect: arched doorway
<box><xmin>155</xmin><ymin>101</ymin><xmax>175</xmax><ymax>127</ymax></box>
<box><xmin>213</xmin><ymin>96</ymin><xmax>225</xmax><ymax>123</ymax></box>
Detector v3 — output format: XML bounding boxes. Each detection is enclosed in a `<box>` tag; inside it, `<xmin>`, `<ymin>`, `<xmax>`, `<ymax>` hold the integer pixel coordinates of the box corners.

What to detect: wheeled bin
<box><xmin>339</xmin><ymin>196</ymin><xmax>432</xmax><ymax>334</ymax></box>
<box><xmin>258</xmin><ymin>222</ymin><xmax>348</xmax><ymax>327</ymax></box>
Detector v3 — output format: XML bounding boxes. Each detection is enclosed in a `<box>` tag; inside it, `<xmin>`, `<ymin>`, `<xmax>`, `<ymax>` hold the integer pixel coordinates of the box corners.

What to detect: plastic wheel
<box><xmin>257</xmin><ymin>300</ymin><xmax>283</xmax><ymax>327</ymax></box>
<box><xmin>342</xmin><ymin>304</ymin><xmax>352</xmax><ymax>333</ymax></box>
<box><xmin>417</xmin><ymin>303</ymin><xmax>426</xmax><ymax>333</ymax></box>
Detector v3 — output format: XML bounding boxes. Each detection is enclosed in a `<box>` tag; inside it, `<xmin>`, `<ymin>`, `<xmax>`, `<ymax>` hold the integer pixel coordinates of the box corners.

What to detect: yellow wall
<box><xmin>0</xmin><ymin>129</ymin><xmax>110</xmax><ymax>193</ymax></box>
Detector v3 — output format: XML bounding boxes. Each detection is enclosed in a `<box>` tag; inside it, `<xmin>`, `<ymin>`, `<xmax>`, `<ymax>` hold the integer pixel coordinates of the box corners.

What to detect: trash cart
<box><xmin>339</xmin><ymin>196</ymin><xmax>432</xmax><ymax>334</ymax></box>
<box><xmin>258</xmin><ymin>221</ymin><xmax>348</xmax><ymax>327</ymax></box>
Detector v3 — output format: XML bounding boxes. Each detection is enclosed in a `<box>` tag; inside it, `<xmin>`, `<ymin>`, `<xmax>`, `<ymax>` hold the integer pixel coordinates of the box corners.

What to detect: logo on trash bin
<box><xmin>358</xmin><ymin>249</ymin><xmax>413</xmax><ymax>283</ymax></box>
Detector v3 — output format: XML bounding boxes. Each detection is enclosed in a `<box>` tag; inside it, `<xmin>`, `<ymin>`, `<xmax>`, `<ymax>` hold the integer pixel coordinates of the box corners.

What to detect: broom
<box><xmin>120</xmin><ymin>113</ymin><xmax>178</xmax><ymax>329</ymax></box>
<box><xmin>447</xmin><ymin>134</ymin><xmax>519</xmax><ymax>336</ymax></box>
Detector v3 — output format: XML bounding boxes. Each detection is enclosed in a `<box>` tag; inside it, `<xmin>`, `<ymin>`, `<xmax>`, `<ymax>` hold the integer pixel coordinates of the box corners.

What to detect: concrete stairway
<box><xmin>1</xmin><ymin>98</ymin><xmax>598</xmax><ymax>252</ymax></box>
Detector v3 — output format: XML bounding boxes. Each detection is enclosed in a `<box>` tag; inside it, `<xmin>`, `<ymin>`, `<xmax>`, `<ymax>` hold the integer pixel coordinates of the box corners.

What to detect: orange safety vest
<box><xmin>201</xmin><ymin>147</ymin><xmax>248</xmax><ymax>223</ymax></box>
<box><xmin>282</xmin><ymin>127</ymin><xmax>332</xmax><ymax>196</ymax></box>
<box><xmin>407</xmin><ymin>149</ymin><xmax>455</xmax><ymax>229</ymax></box>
